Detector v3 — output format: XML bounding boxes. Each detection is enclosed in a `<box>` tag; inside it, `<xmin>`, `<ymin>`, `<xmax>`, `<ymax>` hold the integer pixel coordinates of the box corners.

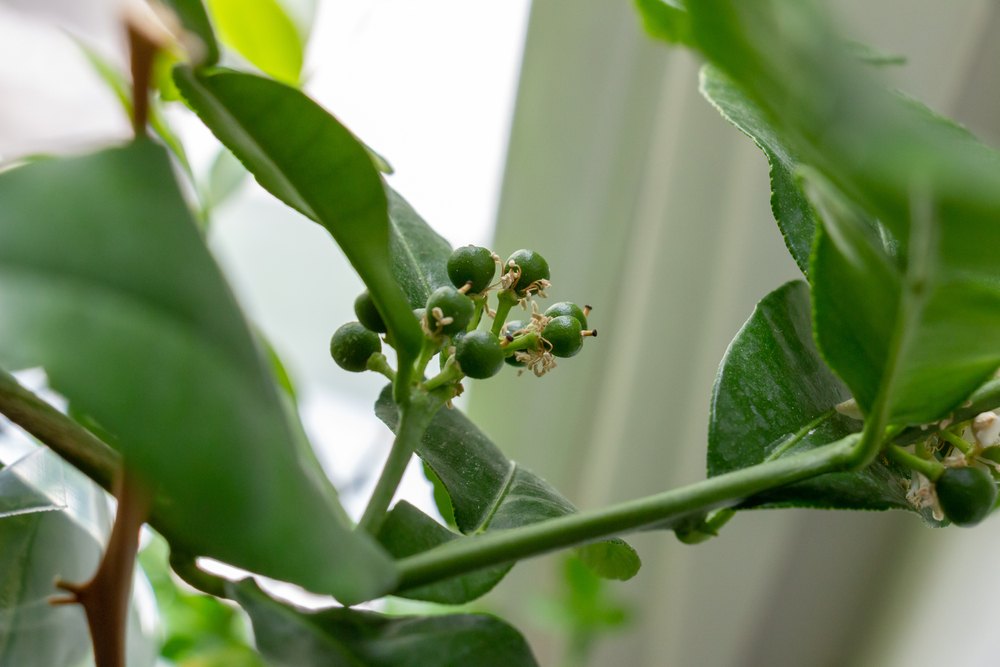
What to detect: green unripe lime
<box><xmin>503</xmin><ymin>320</ymin><xmax>526</xmax><ymax>367</ymax></box>
<box><xmin>425</xmin><ymin>286</ymin><xmax>475</xmax><ymax>336</ymax></box>
<box><xmin>545</xmin><ymin>302</ymin><xmax>587</xmax><ymax>329</ymax></box>
<box><xmin>413</xmin><ymin>307</ymin><xmax>426</xmax><ymax>324</ymax></box>
<box><xmin>503</xmin><ymin>249</ymin><xmax>550</xmax><ymax>296</ymax></box>
<box><xmin>542</xmin><ymin>315</ymin><xmax>583</xmax><ymax>358</ymax></box>
<box><xmin>448</xmin><ymin>246</ymin><xmax>496</xmax><ymax>294</ymax></box>
<box><xmin>936</xmin><ymin>466</ymin><xmax>998</xmax><ymax>526</ymax></box>
<box><xmin>354</xmin><ymin>290</ymin><xmax>387</xmax><ymax>333</ymax></box>
<box><xmin>331</xmin><ymin>322</ymin><xmax>381</xmax><ymax>372</ymax></box>
<box><xmin>455</xmin><ymin>330</ymin><xmax>505</xmax><ymax>379</ymax></box>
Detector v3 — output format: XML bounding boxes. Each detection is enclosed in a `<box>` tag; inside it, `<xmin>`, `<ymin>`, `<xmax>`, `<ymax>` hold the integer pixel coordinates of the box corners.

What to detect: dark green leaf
<box><xmin>0</xmin><ymin>447</ymin><xmax>156</xmax><ymax>666</ymax></box>
<box><xmin>0</xmin><ymin>142</ymin><xmax>396</xmax><ymax>604</ymax></box>
<box><xmin>231</xmin><ymin>578</ymin><xmax>540</xmax><ymax>667</ymax></box>
<box><xmin>376</xmin><ymin>386</ymin><xmax>641</xmax><ymax>589</ymax></box>
<box><xmin>423</xmin><ymin>461</ymin><xmax>457</xmax><ymax>528</ymax></box>
<box><xmin>162</xmin><ymin>0</ymin><xmax>220</xmax><ymax>65</ymax></box>
<box><xmin>173</xmin><ymin>66</ymin><xmax>423</xmax><ymax>371</ymax></box>
<box><xmin>633</xmin><ymin>0</ymin><xmax>693</xmax><ymax>46</ymax></box>
<box><xmin>205</xmin><ymin>0</ymin><xmax>303</xmax><ymax>83</ymax></box>
<box><xmin>708</xmin><ymin>281</ymin><xmax>933</xmax><ymax>518</ymax></box>
<box><xmin>698</xmin><ymin>64</ymin><xmax>817</xmax><ymax>275</ymax></box>
<box><xmin>377</xmin><ymin>501</ymin><xmax>511</xmax><ymax>604</ymax></box>
<box><xmin>386</xmin><ymin>187</ymin><xmax>453</xmax><ymax>310</ymax></box>
<box><xmin>687</xmin><ymin>0</ymin><xmax>1000</xmax><ymax>425</ymax></box>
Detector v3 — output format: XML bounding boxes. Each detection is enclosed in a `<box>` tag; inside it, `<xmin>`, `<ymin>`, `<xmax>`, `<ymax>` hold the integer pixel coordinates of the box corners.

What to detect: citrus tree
<box><xmin>4</xmin><ymin>0</ymin><xmax>1000</xmax><ymax>665</ymax></box>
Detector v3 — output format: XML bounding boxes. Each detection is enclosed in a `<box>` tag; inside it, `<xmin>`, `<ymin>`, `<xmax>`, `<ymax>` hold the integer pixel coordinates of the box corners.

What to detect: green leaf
<box><xmin>231</xmin><ymin>578</ymin><xmax>541</xmax><ymax>667</ymax></box>
<box><xmin>844</xmin><ymin>40</ymin><xmax>907</xmax><ymax>67</ymax></box>
<box><xmin>377</xmin><ymin>501</ymin><xmax>512</xmax><ymax>605</ymax></box>
<box><xmin>0</xmin><ymin>142</ymin><xmax>396</xmax><ymax>604</ymax></box>
<box><xmin>376</xmin><ymin>386</ymin><xmax>641</xmax><ymax>589</ymax></box>
<box><xmin>173</xmin><ymin>67</ymin><xmax>423</xmax><ymax>377</ymax></box>
<box><xmin>633</xmin><ymin>0</ymin><xmax>693</xmax><ymax>46</ymax></box>
<box><xmin>423</xmin><ymin>461</ymin><xmax>457</xmax><ymax>528</ymax></box>
<box><xmin>140</xmin><ymin>534</ymin><xmax>267</xmax><ymax>665</ymax></box>
<box><xmin>0</xmin><ymin>447</ymin><xmax>157</xmax><ymax>666</ymax></box>
<box><xmin>687</xmin><ymin>0</ymin><xmax>1000</xmax><ymax>425</ymax></box>
<box><xmin>162</xmin><ymin>0</ymin><xmax>220</xmax><ymax>65</ymax></box>
<box><xmin>386</xmin><ymin>187</ymin><xmax>454</xmax><ymax>310</ymax></box>
<box><xmin>698</xmin><ymin>64</ymin><xmax>817</xmax><ymax>275</ymax></box>
<box><xmin>708</xmin><ymin>280</ymin><xmax>933</xmax><ymax>518</ymax></box>
<box><xmin>206</xmin><ymin>0</ymin><xmax>303</xmax><ymax>84</ymax></box>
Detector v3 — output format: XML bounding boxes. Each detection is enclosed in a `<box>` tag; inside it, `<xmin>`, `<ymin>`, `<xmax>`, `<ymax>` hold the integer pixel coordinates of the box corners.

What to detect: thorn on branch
<box><xmin>51</xmin><ymin>467</ymin><xmax>153</xmax><ymax>667</ymax></box>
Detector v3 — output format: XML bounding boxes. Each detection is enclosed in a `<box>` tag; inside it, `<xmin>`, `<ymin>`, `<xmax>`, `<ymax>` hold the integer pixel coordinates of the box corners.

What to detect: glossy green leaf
<box><xmin>231</xmin><ymin>578</ymin><xmax>540</xmax><ymax>667</ymax></box>
<box><xmin>707</xmin><ymin>281</ymin><xmax>933</xmax><ymax>518</ymax></box>
<box><xmin>0</xmin><ymin>447</ymin><xmax>157</xmax><ymax>666</ymax></box>
<box><xmin>698</xmin><ymin>64</ymin><xmax>816</xmax><ymax>275</ymax></box>
<box><xmin>377</xmin><ymin>501</ymin><xmax>512</xmax><ymax>604</ymax></box>
<box><xmin>0</xmin><ymin>142</ymin><xmax>396</xmax><ymax>604</ymax></box>
<box><xmin>162</xmin><ymin>0</ymin><xmax>220</xmax><ymax>65</ymax></box>
<box><xmin>376</xmin><ymin>386</ymin><xmax>641</xmax><ymax>588</ymax></box>
<box><xmin>206</xmin><ymin>0</ymin><xmax>303</xmax><ymax>83</ymax></box>
<box><xmin>633</xmin><ymin>0</ymin><xmax>693</xmax><ymax>46</ymax></box>
<box><xmin>173</xmin><ymin>66</ymin><xmax>423</xmax><ymax>372</ymax></box>
<box><xmin>687</xmin><ymin>0</ymin><xmax>1000</xmax><ymax>425</ymax></box>
<box><xmin>386</xmin><ymin>187</ymin><xmax>454</xmax><ymax>310</ymax></box>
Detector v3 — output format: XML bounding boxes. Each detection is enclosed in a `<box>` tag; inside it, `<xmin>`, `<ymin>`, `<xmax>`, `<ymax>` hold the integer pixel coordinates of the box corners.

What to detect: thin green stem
<box><xmin>939</xmin><ymin>430</ymin><xmax>973</xmax><ymax>455</ymax></box>
<box><xmin>393</xmin><ymin>433</ymin><xmax>862</xmax><ymax>592</ymax></box>
<box><xmin>357</xmin><ymin>393</ymin><xmax>442</xmax><ymax>535</ymax></box>
<box><xmin>366</xmin><ymin>353</ymin><xmax>397</xmax><ymax>382</ymax></box>
<box><xmin>424</xmin><ymin>363</ymin><xmax>463</xmax><ymax>392</ymax></box>
<box><xmin>885</xmin><ymin>444</ymin><xmax>943</xmax><ymax>481</ymax></box>
<box><xmin>468</xmin><ymin>297</ymin><xmax>486</xmax><ymax>332</ymax></box>
<box><xmin>490</xmin><ymin>290</ymin><xmax>519</xmax><ymax>337</ymax></box>
<box><xmin>503</xmin><ymin>333</ymin><xmax>538</xmax><ymax>356</ymax></box>
<box><xmin>0</xmin><ymin>368</ymin><xmax>120</xmax><ymax>493</ymax></box>
<box><xmin>413</xmin><ymin>337</ymin><xmax>442</xmax><ymax>382</ymax></box>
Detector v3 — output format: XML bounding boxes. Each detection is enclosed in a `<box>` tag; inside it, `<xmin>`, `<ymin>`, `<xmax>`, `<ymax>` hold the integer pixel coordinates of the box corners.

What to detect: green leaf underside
<box><xmin>206</xmin><ymin>0</ymin><xmax>303</xmax><ymax>84</ymax></box>
<box><xmin>685</xmin><ymin>0</ymin><xmax>1000</xmax><ymax>426</ymax></box>
<box><xmin>708</xmin><ymin>281</ymin><xmax>934</xmax><ymax>519</ymax></box>
<box><xmin>162</xmin><ymin>0</ymin><xmax>220</xmax><ymax>65</ymax></box>
<box><xmin>0</xmin><ymin>447</ymin><xmax>157</xmax><ymax>666</ymax></box>
<box><xmin>173</xmin><ymin>66</ymin><xmax>423</xmax><ymax>368</ymax></box>
<box><xmin>633</xmin><ymin>0</ymin><xmax>693</xmax><ymax>46</ymax></box>
<box><xmin>231</xmin><ymin>579</ymin><xmax>540</xmax><ymax>667</ymax></box>
<box><xmin>378</xmin><ymin>501</ymin><xmax>512</xmax><ymax>604</ymax></box>
<box><xmin>699</xmin><ymin>65</ymin><xmax>817</xmax><ymax>276</ymax></box>
<box><xmin>0</xmin><ymin>142</ymin><xmax>395</xmax><ymax>604</ymax></box>
<box><xmin>376</xmin><ymin>386</ymin><xmax>641</xmax><ymax>594</ymax></box>
<box><xmin>386</xmin><ymin>187</ymin><xmax>454</xmax><ymax>310</ymax></box>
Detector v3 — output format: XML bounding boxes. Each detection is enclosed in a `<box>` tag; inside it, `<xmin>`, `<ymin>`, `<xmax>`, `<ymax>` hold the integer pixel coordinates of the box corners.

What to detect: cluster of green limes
<box><xmin>330</xmin><ymin>245</ymin><xmax>595</xmax><ymax>383</ymax></box>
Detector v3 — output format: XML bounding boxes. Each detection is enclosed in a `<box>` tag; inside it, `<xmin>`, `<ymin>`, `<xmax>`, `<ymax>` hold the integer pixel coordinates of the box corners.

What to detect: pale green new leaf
<box><xmin>206</xmin><ymin>0</ymin><xmax>303</xmax><ymax>84</ymax></box>
<box><xmin>0</xmin><ymin>142</ymin><xmax>396</xmax><ymax>604</ymax></box>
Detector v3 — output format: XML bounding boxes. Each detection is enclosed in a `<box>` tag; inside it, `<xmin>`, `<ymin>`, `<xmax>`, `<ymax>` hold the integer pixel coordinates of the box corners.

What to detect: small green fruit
<box><xmin>331</xmin><ymin>322</ymin><xmax>381</xmax><ymax>372</ymax></box>
<box><xmin>455</xmin><ymin>330</ymin><xmax>505</xmax><ymax>379</ymax></box>
<box><xmin>448</xmin><ymin>246</ymin><xmax>496</xmax><ymax>294</ymax></box>
<box><xmin>354</xmin><ymin>290</ymin><xmax>387</xmax><ymax>333</ymax></box>
<box><xmin>545</xmin><ymin>302</ymin><xmax>588</xmax><ymax>329</ymax></box>
<box><xmin>503</xmin><ymin>249</ymin><xmax>550</xmax><ymax>296</ymax></box>
<box><xmin>542</xmin><ymin>315</ymin><xmax>583</xmax><ymax>358</ymax></box>
<box><xmin>936</xmin><ymin>466</ymin><xmax>998</xmax><ymax>526</ymax></box>
<box><xmin>425</xmin><ymin>286</ymin><xmax>475</xmax><ymax>336</ymax></box>
<box><xmin>503</xmin><ymin>320</ymin><xmax>526</xmax><ymax>367</ymax></box>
